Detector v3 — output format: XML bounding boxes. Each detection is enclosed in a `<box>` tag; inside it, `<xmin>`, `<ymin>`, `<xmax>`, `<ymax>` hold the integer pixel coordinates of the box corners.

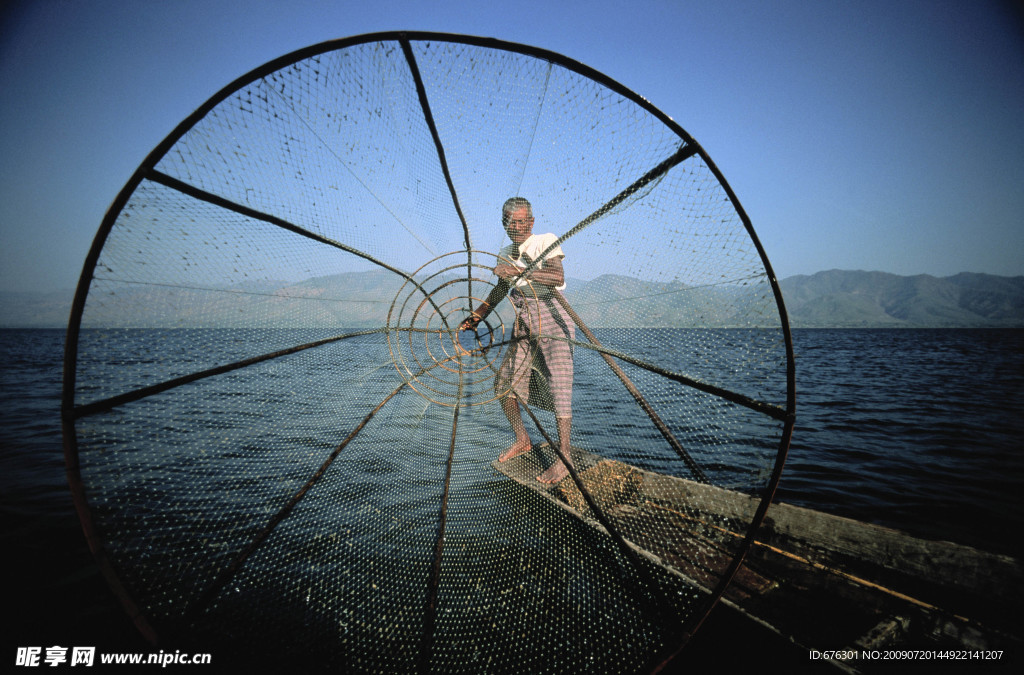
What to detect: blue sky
<box><xmin>1</xmin><ymin>0</ymin><xmax>1021</xmax><ymax>294</ymax></box>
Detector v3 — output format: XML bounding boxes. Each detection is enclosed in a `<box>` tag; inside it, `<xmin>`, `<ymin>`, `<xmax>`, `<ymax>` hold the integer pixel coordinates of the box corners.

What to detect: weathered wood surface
<box><xmin>492</xmin><ymin>445</ymin><xmax>764</xmax><ymax>594</ymax></box>
<box><xmin>492</xmin><ymin>444</ymin><xmax>1023</xmax><ymax>662</ymax></box>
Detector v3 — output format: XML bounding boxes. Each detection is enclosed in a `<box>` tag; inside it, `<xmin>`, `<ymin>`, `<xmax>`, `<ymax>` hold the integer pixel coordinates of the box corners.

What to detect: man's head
<box><xmin>501</xmin><ymin>197</ymin><xmax>534</xmax><ymax>245</ymax></box>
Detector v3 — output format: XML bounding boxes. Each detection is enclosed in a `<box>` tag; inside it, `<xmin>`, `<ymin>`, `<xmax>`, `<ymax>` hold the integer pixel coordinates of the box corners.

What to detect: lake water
<box><xmin>3</xmin><ymin>327</ymin><xmax>1022</xmax><ymax>668</ymax></box>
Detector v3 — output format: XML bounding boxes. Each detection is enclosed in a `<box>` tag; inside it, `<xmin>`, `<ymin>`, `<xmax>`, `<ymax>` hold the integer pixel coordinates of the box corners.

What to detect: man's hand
<box><xmin>459</xmin><ymin>314</ymin><xmax>482</xmax><ymax>331</ymax></box>
<box><xmin>494</xmin><ymin>263</ymin><xmax>523</xmax><ymax>280</ymax></box>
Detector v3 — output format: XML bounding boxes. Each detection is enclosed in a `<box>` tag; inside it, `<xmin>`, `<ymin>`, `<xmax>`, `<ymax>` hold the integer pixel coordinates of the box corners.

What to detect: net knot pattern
<box><xmin>63</xmin><ymin>33</ymin><xmax>795</xmax><ymax>673</ymax></box>
<box><xmin>386</xmin><ymin>250</ymin><xmax>543</xmax><ymax>408</ymax></box>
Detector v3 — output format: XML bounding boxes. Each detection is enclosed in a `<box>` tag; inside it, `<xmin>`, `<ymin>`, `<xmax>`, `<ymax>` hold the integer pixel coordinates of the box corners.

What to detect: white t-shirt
<box><xmin>499</xmin><ymin>233</ymin><xmax>566</xmax><ymax>291</ymax></box>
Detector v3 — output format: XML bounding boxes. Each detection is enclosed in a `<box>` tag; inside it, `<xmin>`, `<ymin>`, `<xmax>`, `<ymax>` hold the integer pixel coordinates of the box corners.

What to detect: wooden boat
<box><xmin>492</xmin><ymin>445</ymin><xmax>1022</xmax><ymax>672</ymax></box>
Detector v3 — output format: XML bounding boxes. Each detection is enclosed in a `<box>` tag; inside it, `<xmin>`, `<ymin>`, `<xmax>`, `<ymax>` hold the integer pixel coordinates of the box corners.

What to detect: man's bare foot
<box><xmin>536</xmin><ymin>461</ymin><xmax>570</xmax><ymax>484</ymax></box>
<box><xmin>498</xmin><ymin>438</ymin><xmax>533</xmax><ymax>462</ymax></box>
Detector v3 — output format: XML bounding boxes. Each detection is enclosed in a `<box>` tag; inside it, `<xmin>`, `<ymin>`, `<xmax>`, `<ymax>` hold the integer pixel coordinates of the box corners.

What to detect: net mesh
<box><xmin>64</xmin><ymin>34</ymin><xmax>793</xmax><ymax>672</ymax></box>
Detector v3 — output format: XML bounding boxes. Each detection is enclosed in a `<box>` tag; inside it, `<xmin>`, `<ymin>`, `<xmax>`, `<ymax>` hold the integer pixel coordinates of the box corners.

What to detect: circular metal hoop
<box><xmin>385</xmin><ymin>250</ymin><xmax>544</xmax><ymax>407</ymax></box>
<box><xmin>61</xmin><ymin>31</ymin><xmax>795</xmax><ymax>673</ymax></box>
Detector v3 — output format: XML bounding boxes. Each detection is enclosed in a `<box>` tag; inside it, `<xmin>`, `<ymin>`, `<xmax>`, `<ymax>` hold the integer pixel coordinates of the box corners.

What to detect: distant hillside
<box><xmin>0</xmin><ymin>290</ymin><xmax>75</xmax><ymax>328</ymax></box>
<box><xmin>3</xmin><ymin>270</ymin><xmax>1023</xmax><ymax>328</ymax></box>
<box><xmin>780</xmin><ymin>271</ymin><xmax>1024</xmax><ymax>327</ymax></box>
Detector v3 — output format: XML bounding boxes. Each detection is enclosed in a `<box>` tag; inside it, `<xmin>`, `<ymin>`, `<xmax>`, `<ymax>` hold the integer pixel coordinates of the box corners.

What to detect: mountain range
<box><xmin>2</xmin><ymin>270</ymin><xmax>1023</xmax><ymax>329</ymax></box>
<box><xmin>779</xmin><ymin>270</ymin><xmax>1024</xmax><ymax>327</ymax></box>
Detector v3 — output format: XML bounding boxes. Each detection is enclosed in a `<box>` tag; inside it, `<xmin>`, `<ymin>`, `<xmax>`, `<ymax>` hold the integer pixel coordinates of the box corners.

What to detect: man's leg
<box><xmin>498</xmin><ymin>394</ymin><xmax>533</xmax><ymax>462</ymax></box>
<box><xmin>535</xmin><ymin>327</ymin><xmax>573</xmax><ymax>483</ymax></box>
<box><xmin>537</xmin><ymin>416</ymin><xmax>572</xmax><ymax>483</ymax></box>
<box><xmin>495</xmin><ymin>332</ymin><xmax>535</xmax><ymax>462</ymax></box>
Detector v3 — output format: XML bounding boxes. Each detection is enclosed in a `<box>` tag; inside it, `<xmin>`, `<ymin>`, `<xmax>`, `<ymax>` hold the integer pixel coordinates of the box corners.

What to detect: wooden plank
<box><xmin>491</xmin><ymin>446</ymin><xmax>777</xmax><ymax>596</ymax></box>
<box><xmin>491</xmin><ymin>444</ymin><xmax>1024</xmax><ymax>657</ymax></box>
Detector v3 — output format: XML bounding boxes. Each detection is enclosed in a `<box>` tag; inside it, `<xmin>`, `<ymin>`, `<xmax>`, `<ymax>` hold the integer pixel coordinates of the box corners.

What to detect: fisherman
<box><xmin>459</xmin><ymin>197</ymin><xmax>576</xmax><ymax>483</ymax></box>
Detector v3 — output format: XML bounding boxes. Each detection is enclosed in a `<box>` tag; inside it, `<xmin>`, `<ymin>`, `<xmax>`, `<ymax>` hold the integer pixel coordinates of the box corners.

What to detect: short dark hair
<box><xmin>501</xmin><ymin>197</ymin><xmax>533</xmax><ymax>225</ymax></box>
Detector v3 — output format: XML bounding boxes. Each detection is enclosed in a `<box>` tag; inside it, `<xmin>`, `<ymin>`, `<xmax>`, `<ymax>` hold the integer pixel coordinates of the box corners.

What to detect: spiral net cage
<box><xmin>62</xmin><ymin>33</ymin><xmax>794</xmax><ymax>672</ymax></box>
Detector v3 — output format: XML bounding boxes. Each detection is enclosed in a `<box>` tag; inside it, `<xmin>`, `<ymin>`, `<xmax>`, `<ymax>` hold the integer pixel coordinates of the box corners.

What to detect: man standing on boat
<box><xmin>459</xmin><ymin>197</ymin><xmax>576</xmax><ymax>483</ymax></box>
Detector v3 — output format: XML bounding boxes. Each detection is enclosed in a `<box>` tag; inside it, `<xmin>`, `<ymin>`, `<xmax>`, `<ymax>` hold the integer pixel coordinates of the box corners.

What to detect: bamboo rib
<box><xmin>644</xmin><ymin>501</ymin><xmax>969</xmax><ymax>621</ymax></box>
<box><xmin>551</xmin><ymin>292</ymin><xmax>711</xmax><ymax>484</ymax></box>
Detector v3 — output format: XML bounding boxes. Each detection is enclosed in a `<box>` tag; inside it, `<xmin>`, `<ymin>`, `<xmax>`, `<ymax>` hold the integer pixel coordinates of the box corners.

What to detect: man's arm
<box><xmin>459</xmin><ymin>279</ymin><xmax>510</xmax><ymax>330</ymax></box>
<box><xmin>459</xmin><ymin>255</ymin><xmax>565</xmax><ymax>331</ymax></box>
<box><xmin>521</xmin><ymin>254</ymin><xmax>564</xmax><ymax>288</ymax></box>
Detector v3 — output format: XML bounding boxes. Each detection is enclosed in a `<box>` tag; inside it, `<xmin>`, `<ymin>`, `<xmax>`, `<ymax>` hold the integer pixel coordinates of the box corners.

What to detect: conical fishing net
<box><xmin>62</xmin><ymin>33</ymin><xmax>794</xmax><ymax>672</ymax></box>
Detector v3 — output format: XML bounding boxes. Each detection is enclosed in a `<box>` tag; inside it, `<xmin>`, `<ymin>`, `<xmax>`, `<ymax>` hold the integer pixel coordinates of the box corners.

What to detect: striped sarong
<box><xmin>495</xmin><ymin>287</ymin><xmax>574</xmax><ymax>417</ymax></box>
